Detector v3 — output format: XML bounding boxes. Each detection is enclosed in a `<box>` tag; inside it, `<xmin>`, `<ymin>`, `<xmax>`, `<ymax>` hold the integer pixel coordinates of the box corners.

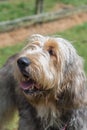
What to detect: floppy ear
<box><xmin>56</xmin><ymin>44</ymin><xmax>87</xmax><ymax>109</ymax></box>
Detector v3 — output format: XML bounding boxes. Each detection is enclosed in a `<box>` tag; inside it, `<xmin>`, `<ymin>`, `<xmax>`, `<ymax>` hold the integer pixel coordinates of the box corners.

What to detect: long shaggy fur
<box><xmin>0</xmin><ymin>55</ymin><xmax>40</xmax><ymax>130</ymax></box>
<box><xmin>0</xmin><ymin>34</ymin><xmax>87</xmax><ymax>130</ymax></box>
<box><xmin>0</xmin><ymin>54</ymin><xmax>17</xmax><ymax>130</ymax></box>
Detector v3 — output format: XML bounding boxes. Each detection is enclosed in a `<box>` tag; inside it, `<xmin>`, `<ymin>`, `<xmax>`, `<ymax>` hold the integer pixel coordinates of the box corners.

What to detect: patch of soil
<box><xmin>0</xmin><ymin>12</ymin><xmax>87</xmax><ymax>48</ymax></box>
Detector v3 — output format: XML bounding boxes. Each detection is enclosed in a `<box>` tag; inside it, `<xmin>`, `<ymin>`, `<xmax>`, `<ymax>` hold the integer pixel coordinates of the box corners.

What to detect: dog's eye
<box><xmin>48</xmin><ymin>49</ymin><xmax>55</xmax><ymax>56</ymax></box>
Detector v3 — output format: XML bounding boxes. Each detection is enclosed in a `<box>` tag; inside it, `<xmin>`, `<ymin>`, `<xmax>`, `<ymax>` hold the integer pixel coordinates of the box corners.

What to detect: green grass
<box><xmin>56</xmin><ymin>0</ymin><xmax>87</xmax><ymax>6</ymax></box>
<box><xmin>44</xmin><ymin>0</ymin><xmax>87</xmax><ymax>12</ymax></box>
<box><xmin>0</xmin><ymin>0</ymin><xmax>87</xmax><ymax>21</ymax></box>
<box><xmin>0</xmin><ymin>42</ymin><xmax>25</xmax><ymax>67</ymax></box>
<box><xmin>6</xmin><ymin>112</ymin><xmax>19</xmax><ymax>130</ymax></box>
<box><xmin>0</xmin><ymin>0</ymin><xmax>35</xmax><ymax>21</ymax></box>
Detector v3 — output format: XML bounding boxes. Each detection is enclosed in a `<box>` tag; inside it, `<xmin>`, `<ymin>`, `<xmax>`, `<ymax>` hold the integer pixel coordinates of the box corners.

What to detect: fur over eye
<box><xmin>48</xmin><ymin>49</ymin><xmax>55</xmax><ymax>56</ymax></box>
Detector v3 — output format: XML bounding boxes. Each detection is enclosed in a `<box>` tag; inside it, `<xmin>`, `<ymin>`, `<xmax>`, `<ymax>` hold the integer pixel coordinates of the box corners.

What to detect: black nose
<box><xmin>17</xmin><ymin>57</ymin><xmax>30</xmax><ymax>69</ymax></box>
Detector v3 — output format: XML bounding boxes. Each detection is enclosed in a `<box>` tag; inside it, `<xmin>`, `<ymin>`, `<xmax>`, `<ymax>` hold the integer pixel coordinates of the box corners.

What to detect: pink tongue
<box><xmin>20</xmin><ymin>81</ymin><xmax>33</xmax><ymax>90</ymax></box>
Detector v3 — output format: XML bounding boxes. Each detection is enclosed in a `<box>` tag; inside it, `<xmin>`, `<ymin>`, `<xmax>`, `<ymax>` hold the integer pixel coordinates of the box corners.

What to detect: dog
<box><xmin>0</xmin><ymin>34</ymin><xmax>87</xmax><ymax>130</ymax></box>
<box><xmin>14</xmin><ymin>34</ymin><xmax>87</xmax><ymax>130</ymax></box>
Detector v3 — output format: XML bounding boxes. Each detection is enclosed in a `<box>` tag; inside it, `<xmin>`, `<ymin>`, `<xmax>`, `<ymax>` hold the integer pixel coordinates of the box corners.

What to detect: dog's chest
<box><xmin>36</xmin><ymin>104</ymin><xmax>61</xmax><ymax>129</ymax></box>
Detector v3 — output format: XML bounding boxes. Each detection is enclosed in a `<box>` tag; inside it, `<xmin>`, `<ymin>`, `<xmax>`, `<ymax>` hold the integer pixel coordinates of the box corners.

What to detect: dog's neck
<box><xmin>29</xmin><ymin>91</ymin><xmax>72</xmax><ymax>130</ymax></box>
<box><xmin>36</xmin><ymin>104</ymin><xmax>69</xmax><ymax>130</ymax></box>
<box><xmin>34</xmin><ymin>96</ymin><xmax>71</xmax><ymax>130</ymax></box>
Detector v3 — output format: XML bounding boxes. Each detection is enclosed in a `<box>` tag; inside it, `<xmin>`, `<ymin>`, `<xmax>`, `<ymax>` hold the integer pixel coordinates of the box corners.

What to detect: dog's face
<box><xmin>14</xmin><ymin>34</ymin><xmax>86</xmax><ymax>108</ymax></box>
<box><xmin>15</xmin><ymin>35</ymin><xmax>61</xmax><ymax>97</ymax></box>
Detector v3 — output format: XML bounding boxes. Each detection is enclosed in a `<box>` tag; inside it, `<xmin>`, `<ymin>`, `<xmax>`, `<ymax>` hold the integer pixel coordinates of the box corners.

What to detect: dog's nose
<box><xmin>17</xmin><ymin>57</ymin><xmax>30</xmax><ymax>69</ymax></box>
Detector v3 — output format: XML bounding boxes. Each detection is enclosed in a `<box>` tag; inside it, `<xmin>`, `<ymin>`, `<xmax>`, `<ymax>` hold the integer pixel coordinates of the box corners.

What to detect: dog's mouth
<box><xmin>18</xmin><ymin>68</ymin><xmax>45</xmax><ymax>95</ymax></box>
<box><xmin>20</xmin><ymin>77</ymin><xmax>44</xmax><ymax>95</ymax></box>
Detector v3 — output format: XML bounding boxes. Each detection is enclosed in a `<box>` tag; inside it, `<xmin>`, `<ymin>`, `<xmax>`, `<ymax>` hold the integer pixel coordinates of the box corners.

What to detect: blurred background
<box><xmin>0</xmin><ymin>0</ymin><xmax>87</xmax><ymax>129</ymax></box>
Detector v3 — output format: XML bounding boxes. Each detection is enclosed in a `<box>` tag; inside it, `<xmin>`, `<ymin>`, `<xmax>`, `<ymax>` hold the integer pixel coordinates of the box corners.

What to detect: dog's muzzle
<box><xmin>17</xmin><ymin>57</ymin><xmax>46</xmax><ymax>95</ymax></box>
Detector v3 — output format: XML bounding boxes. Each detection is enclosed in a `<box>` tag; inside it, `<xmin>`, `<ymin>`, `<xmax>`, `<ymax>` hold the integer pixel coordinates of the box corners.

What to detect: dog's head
<box><xmin>14</xmin><ymin>34</ymin><xmax>86</xmax><ymax>108</ymax></box>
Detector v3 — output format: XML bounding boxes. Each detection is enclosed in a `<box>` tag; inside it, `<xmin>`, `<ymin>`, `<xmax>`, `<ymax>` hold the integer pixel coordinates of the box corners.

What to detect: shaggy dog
<box><xmin>0</xmin><ymin>34</ymin><xmax>87</xmax><ymax>130</ymax></box>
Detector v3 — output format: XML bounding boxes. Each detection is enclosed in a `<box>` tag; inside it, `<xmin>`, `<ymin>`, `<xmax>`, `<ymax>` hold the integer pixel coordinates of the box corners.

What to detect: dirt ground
<box><xmin>0</xmin><ymin>12</ymin><xmax>87</xmax><ymax>48</ymax></box>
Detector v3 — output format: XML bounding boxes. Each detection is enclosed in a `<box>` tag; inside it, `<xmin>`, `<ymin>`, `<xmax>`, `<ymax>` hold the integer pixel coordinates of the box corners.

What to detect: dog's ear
<box><xmin>56</xmin><ymin>51</ymin><xmax>87</xmax><ymax>109</ymax></box>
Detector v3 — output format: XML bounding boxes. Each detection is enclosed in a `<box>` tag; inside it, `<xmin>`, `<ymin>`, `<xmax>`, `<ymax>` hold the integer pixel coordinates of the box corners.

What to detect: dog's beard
<box><xmin>16</xmin><ymin>65</ymin><xmax>55</xmax><ymax>97</ymax></box>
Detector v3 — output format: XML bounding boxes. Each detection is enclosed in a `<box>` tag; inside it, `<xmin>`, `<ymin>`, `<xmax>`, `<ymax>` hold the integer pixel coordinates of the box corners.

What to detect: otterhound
<box><xmin>0</xmin><ymin>34</ymin><xmax>87</xmax><ymax>130</ymax></box>
<box><xmin>14</xmin><ymin>34</ymin><xmax>87</xmax><ymax>130</ymax></box>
